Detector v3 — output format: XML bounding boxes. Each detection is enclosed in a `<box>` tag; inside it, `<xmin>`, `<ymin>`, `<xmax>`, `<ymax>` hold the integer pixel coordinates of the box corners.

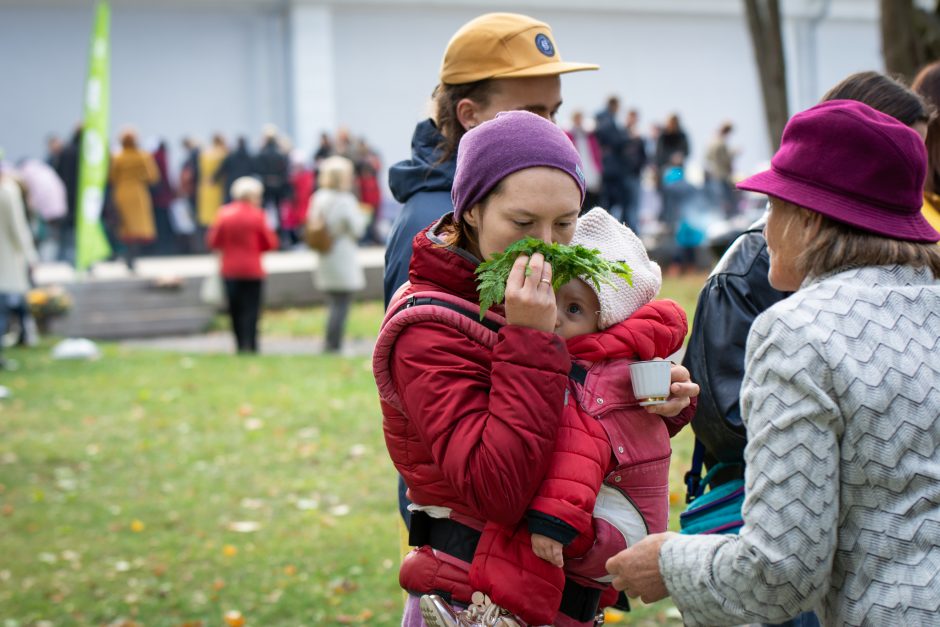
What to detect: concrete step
<box><xmin>34</xmin><ymin>248</ymin><xmax>388</xmax><ymax>340</ymax></box>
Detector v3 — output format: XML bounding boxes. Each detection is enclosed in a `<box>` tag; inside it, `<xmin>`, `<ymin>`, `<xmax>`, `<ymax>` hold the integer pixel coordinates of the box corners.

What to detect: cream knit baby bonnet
<box><xmin>571</xmin><ymin>207</ymin><xmax>662</xmax><ymax>329</ymax></box>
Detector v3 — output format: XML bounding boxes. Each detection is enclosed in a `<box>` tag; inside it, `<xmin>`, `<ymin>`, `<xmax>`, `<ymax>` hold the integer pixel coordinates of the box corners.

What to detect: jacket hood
<box><xmin>389</xmin><ymin>119</ymin><xmax>456</xmax><ymax>204</ymax></box>
<box><xmin>567</xmin><ymin>299</ymin><xmax>688</xmax><ymax>362</ymax></box>
<box><xmin>408</xmin><ymin>215</ymin><xmax>482</xmax><ymax>304</ymax></box>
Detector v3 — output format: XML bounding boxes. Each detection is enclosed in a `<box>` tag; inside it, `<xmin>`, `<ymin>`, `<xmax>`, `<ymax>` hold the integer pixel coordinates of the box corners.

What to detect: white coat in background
<box><xmin>309</xmin><ymin>188</ymin><xmax>367</xmax><ymax>293</ymax></box>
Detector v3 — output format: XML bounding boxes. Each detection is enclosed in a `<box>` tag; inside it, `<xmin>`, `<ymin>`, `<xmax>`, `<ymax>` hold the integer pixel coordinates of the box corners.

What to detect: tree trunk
<box><xmin>744</xmin><ymin>0</ymin><xmax>789</xmax><ymax>152</ymax></box>
<box><xmin>882</xmin><ymin>0</ymin><xmax>922</xmax><ymax>81</ymax></box>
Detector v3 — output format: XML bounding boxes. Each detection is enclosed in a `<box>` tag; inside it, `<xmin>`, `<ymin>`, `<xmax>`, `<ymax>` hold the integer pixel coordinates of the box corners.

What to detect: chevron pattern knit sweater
<box><xmin>659</xmin><ymin>265</ymin><xmax>940</xmax><ymax>626</ymax></box>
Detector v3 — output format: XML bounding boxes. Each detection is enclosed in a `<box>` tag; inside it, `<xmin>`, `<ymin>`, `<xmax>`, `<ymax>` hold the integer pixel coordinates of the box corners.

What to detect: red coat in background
<box><xmin>282</xmin><ymin>168</ymin><xmax>315</xmax><ymax>231</ymax></box>
<box><xmin>206</xmin><ymin>201</ymin><xmax>278</xmax><ymax>279</ymax></box>
<box><xmin>357</xmin><ymin>172</ymin><xmax>381</xmax><ymax>211</ymax></box>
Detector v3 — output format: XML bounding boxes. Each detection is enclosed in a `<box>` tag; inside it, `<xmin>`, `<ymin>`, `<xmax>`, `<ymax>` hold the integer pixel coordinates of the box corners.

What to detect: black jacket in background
<box><xmin>255</xmin><ymin>141</ymin><xmax>290</xmax><ymax>206</ymax></box>
<box><xmin>681</xmin><ymin>219</ymin><xmax>790</xmax><ymax>465</ymax></box>
<box><xmin>55</xmin><ymin>131</ymin><xmax>82</xmax><ymax>226</ymax></box>
<box><xmin>384</xmin><ymin>118</ymin><xmax>456</xmax><ymax>308</ymax></box>
<box><xmin>217</xmin><ymin>148</ymin><xmax>257</xmax><ymax>203</ymax></box>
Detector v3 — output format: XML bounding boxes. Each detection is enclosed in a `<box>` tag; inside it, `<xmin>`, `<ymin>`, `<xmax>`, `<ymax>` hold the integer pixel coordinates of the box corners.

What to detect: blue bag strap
<box><xmin>685</xmin><ymin>438</ymin><xmax>746</xmax><ymax>504</ymax></box>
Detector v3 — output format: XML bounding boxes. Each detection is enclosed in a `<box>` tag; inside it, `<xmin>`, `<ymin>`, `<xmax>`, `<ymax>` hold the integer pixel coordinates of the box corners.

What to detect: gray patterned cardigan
<box><xmin>660</xmin><ymin>265</ymin><xmax>940</xmax><ymax>626</ymax></box>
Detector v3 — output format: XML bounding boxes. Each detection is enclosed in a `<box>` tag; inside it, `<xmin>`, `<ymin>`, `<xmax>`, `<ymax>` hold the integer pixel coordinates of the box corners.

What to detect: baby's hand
<box><xmin>531</xmin><ymin>533</ymin><xmax>564</xmax><ymax>567</ymax></box>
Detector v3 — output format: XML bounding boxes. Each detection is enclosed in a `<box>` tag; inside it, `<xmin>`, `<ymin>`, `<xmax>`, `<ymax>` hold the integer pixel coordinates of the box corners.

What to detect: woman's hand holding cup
<box><xmin>504</xmin><ymin>253</ymin><xmax>557</xmax><ymax>334</ymax></box>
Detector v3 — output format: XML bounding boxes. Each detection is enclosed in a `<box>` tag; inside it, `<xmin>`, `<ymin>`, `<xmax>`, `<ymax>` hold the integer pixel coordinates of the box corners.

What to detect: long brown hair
<box><xmin>436</xmin><ymin>180</ymin><xmax>506</xmax><ymax>256</ymax></box>
<box><xmin>913</xmin><ymin>62</ymin><xmax>940</xmax><ymax>195</ymax></box>
<box><xmin>822</xmin><ymin>71</ymin><xmax>931</xmax><ymax>128</ymax></box>
<box><xmin>433</xmin><ymin>80</ymin><xmax>498</xmax><ymax>163</ymax></box>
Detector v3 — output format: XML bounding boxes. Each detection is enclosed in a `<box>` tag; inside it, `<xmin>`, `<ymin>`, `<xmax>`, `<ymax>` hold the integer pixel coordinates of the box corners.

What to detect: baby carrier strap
<box><xmin>374</xmin><ymin>290</ymin><xmax>587</xmax><ymax>412</ymax></box>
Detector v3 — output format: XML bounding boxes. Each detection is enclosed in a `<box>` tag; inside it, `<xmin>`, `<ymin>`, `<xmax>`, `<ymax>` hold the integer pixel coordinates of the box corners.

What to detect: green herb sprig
<box><xmin>475</xmin><ymin>237</ymin><xmax>633</xmax><ymax>318</ymax></box>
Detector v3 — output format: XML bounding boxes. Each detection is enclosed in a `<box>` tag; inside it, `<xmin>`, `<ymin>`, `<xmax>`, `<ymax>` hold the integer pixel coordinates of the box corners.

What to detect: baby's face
<box><xmin>554</xmin><ymin>279</ymin><xmax>601</xmax><ymax>339</ymax></box>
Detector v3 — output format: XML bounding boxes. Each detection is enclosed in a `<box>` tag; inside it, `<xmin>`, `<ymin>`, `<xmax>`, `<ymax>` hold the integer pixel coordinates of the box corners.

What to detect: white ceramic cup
<box><xmin>629</xmin><ymin>359</ymin><xmax>672</xmax><ymax>406</ymax></box>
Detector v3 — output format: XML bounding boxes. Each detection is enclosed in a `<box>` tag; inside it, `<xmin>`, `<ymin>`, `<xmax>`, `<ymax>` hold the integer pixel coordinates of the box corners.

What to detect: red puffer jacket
<box><xmin>470</xmin><ymin>300</ymin><xmax>694</xmax><ymax>625</ymax></box>
<box><xmin>374</xmin><ymin>220</ymin><xmax>571</xmax><ymax>604</ymax></box>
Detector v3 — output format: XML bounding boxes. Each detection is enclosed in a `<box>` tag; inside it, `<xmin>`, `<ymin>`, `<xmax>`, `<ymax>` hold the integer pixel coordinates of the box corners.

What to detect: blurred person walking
<box><xmin>704</xmin><ymin>121</ymin><xmax>738</xmax><ymax>217</ymax></box>
<box><xmin>0</xmin><ymin>170</ymin><xmax>38</xmax><ymax>369</ymax></box>
<box><xmin>53</xmin><ymin>127</ymin><xmax>82</xmax><ymax>264</ymax></box>
<box><xmin>354</xmin><ymin>138</ymin><xmax>383</xmax><ymax>245</ymax></box>
<box><xmin>654</xmin><ymin>113</ymin><xmax>690</xmax><ymax>188</ymax></box>
<box><xmin>596</xmin><ymin>95</ymin><xmax>630</xmax><ymax>224</ymax></box>
<box><xmin>255</xmin><ymin>126</ymin><xmax>291</xmax><ymax>246</ymax></box>
<box><xmin>313</xmin><ymin>132</ymin><xmax>333</xmax><ymax>163</ymax></box>
<box><xmin>565</xmin><ymin>110</ymin><xmax>603</xmax><ymax>210</ymax></box>
<box><xmin>110</xmin><ymin>129</ymin><xmax>160</xmax><ymax>271</ymax></box>
<box><xmin>207</xmin><ymin>177</ymin><xmax>278</xmax><ymax>354</ymax></box>
<box><xmin>179</xmin><ymin>137</ymin><xmax>200</xmax><ymax>217</ymax></box>
<box><xmin>45</xmin><ymin>135</ymin><xmax>63</xmax><ymax>169</ymax></box>
<box><xmin>150</xmin><ymin>140</ymin><xmax>176</xmax><ymax>255</ymax></box>
<box><xmin>307</xmin><ymin>156</ymin><xmax>367</xmax><ymax>353</ymax></box>
<box><xmin>198</xmin><ymin>134</ymin><xmax>227</xmax><ymax>234</ymax></box>
<box><xmin>622</xmin><ymin>108</ymin><xmax>648</xmax><ymax>232</ymax></box>
<box><xmin>17</xmin><ymin>158</ymin><xmax>66</xmax><ymax>262</ymax></box>
<box><xmin>217</xmin><ymin>137</ymin><xmax>256</xmax><ymax>205</ymax></box>
<box><xmin>282</xmin><ymin>152</ymin><xmax>314</xmax><ymax>247</ymax></box>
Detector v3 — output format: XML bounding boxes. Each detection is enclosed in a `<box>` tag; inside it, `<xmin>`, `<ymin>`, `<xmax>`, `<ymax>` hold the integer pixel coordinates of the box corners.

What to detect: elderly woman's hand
<box><xmin>504</xmin><ymin>253</ymin><xmax>557</xmax><ymax>334</ymax></box>
<box><xmin>644</xmin><ymin>364</ymin><xmax>699</xmax><ymax>417</ymax></box>
<box><xmin>605</xmin><ymin>532</ymin><xmax>677</xmax><ymax>603</ymax></box>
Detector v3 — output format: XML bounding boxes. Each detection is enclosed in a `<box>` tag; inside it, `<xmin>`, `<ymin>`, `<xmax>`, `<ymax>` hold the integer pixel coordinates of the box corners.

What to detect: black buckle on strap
<box><xmin>559</xmin><ymin>578</ymin><xmax>604</xmax><ymax>622</ymax></box>
<box><xmin>408</xmin><ymin>511</ymin><xmax>481</xmax><ymax>564</ymax></box>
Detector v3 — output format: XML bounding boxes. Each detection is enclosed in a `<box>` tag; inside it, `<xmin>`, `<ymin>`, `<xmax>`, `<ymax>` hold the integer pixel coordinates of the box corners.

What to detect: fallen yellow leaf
<box><xmin>223</xmin><ymin>610</ymin><xmax>245</xmax><ymax>627</ymax></box>
<box><xmin>222</xmin><ymin>545</ymin><xmax>238</xmax><ymax>557</ymax></box>
<box><xmin>604</xmin><ymin>607</ymin><xmax>626</xmax><ymax>623</ymax></box>
<box><xmin>130</xmin><ymin>519</ymin><xmax>145</xmax><ymax>533</ymax></box>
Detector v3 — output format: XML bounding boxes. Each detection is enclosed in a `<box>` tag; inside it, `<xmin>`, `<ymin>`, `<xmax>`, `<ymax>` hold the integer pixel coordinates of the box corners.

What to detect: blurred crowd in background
<box><xmin>1</xmin><ymin>96</ymin><xmax>756</xmax><ymax>280</ymax></box>
<box><xmin>2</xmin><ymin>124</ymin><xmax>384</xmax><ymax>270</ymax></box>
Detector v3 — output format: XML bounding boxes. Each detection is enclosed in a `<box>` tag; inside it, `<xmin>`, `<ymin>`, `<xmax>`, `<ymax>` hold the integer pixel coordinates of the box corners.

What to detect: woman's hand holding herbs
<box><xmin>504</xmin><ymin>253</ymin><xmax>557</xmax><ymax>333</ymax></box>
<box><xmin>476</xmin><ymin>237</ymin><xmax>633</xmax><ymax>335</ymax></box>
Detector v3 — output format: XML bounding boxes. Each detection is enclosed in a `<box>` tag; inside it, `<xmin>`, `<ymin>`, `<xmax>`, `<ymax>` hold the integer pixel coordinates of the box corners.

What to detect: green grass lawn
<box><xmin>0</xmin><ymin>273</ymin><xmax>709</xmax><ymax>626</ymax></box>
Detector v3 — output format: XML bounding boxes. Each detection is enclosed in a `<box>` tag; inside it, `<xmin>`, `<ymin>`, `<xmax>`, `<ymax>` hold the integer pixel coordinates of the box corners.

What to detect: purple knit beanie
<box><xmin>452</xmin><ymin>110</ymin><xmax>586</xmax><ymax>221</ymax></box>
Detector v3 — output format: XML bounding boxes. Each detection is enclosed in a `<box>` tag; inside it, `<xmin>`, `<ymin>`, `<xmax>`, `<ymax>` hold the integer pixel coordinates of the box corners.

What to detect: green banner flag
<box><xmin>75</xmin><ymin>1</ymin><xmax>112</xmax><ymax>270</ymax></box>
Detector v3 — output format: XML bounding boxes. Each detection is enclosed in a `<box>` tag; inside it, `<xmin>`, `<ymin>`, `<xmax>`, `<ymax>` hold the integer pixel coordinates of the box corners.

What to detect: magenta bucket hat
<box><xmin>738</xmin><ymin>99</ymin><xmax>939</xmax><ymax>243</ymax></box>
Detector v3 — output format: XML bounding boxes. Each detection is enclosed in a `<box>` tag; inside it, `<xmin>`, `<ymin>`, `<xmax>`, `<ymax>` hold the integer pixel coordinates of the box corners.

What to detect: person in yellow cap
<box><xmin>384</xmin><ymin>13</ymin><xmax>598</xmax><ymax>311</ymax></box>
<box><xmin>384</xmin><ymin>10</ymin><xmax>598</xmax><ymax>527</ymax></box>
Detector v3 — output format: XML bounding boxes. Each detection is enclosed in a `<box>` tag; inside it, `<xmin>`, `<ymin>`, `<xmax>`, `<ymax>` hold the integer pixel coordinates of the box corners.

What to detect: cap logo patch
<box><xmin>575</xmin><ymin>164</ymin><xmax>585</xmax><ymax>183</ymax></box>
<box><xmin>535</xmin><ymin>33</ymin><xmax>555</xmax><ymax>57</ymax></box>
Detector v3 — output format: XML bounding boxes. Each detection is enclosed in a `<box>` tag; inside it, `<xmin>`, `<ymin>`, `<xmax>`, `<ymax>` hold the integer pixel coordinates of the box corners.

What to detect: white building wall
<box><xmin>0</xmin><ymin>0</ymin><xmax>886</xmax><ymax>186</ymax></box>
<box><xmin>291</xmin><ymin>3</ymin><xmax>336</xmax><ymax>152</ymax></box>
<box><xmin>1</xmin><ymin>2</ymin><xmax>289</xmax><ymax>168</ymax></box>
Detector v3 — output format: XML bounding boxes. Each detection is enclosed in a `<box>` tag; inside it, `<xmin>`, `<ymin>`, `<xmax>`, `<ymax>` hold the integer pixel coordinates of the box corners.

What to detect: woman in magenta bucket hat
<box><xmin>605</xmin><ymin>100</ymin><xmax>940</xmax><ymax>626</ymax></box>
<box><xmin>740</xmin><ymin>99</ymin><xmax>939</xmax><ymax>244</ymax></box>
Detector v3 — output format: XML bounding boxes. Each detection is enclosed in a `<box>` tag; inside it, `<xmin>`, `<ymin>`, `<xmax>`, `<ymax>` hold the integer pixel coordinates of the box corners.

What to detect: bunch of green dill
<box><xmin>475</xmin><ymin>237</ymin><xmax>633</xmax><ymax>318</ymax></box>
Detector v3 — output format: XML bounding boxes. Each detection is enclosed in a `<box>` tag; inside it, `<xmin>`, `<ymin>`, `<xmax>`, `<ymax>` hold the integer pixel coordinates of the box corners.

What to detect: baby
<box><xmin>423</xmin><ymin>208</ymin><xmax>694</xmax><ymax>627</ymax></box>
